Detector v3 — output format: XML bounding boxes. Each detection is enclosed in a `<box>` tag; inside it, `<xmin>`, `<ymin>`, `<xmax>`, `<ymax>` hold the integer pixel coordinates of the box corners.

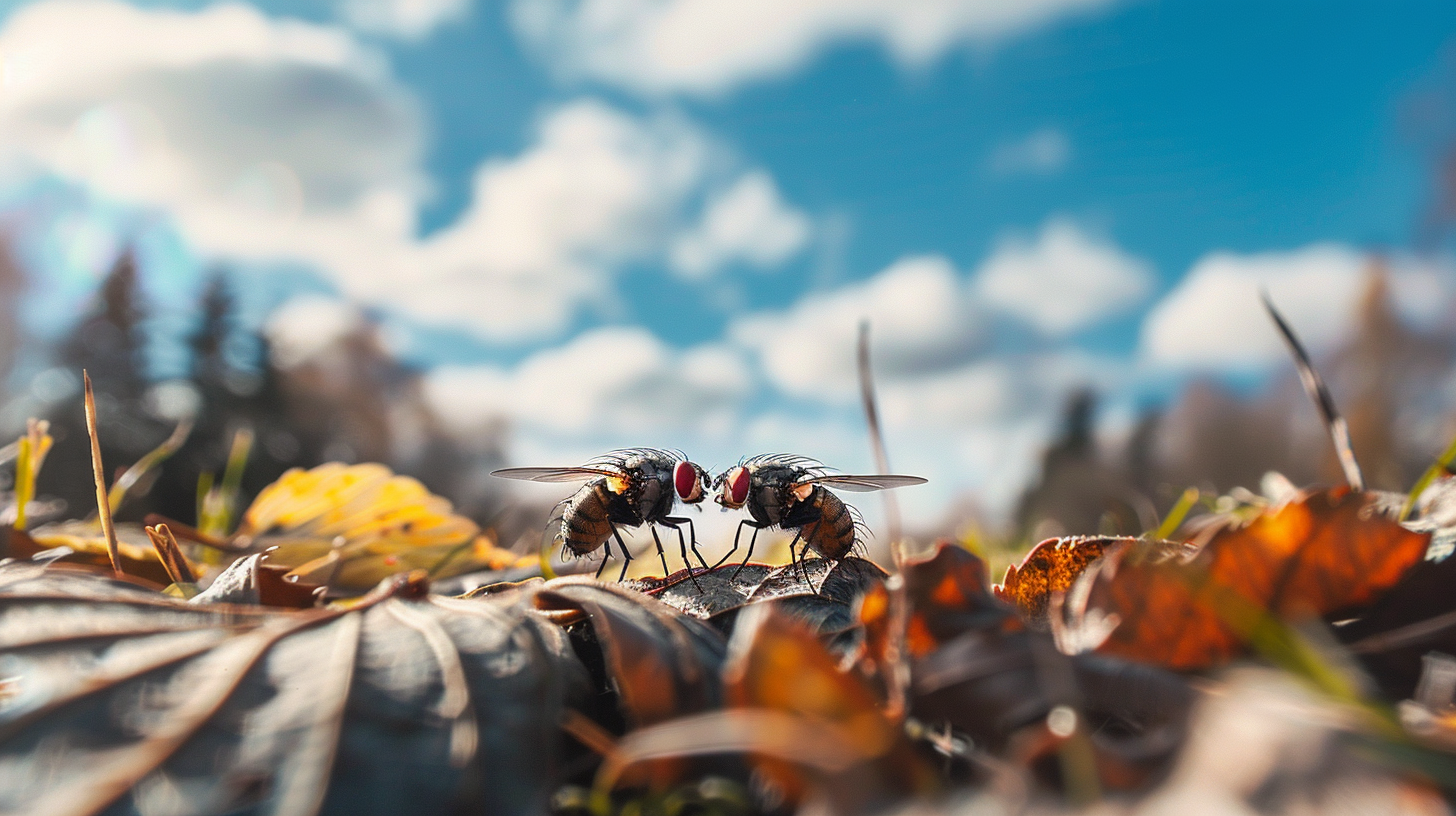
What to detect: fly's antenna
<box><xmin>1262</xmin><ymin>292</ymin><xmax>1364</xmax><ymax>492</ymax></box>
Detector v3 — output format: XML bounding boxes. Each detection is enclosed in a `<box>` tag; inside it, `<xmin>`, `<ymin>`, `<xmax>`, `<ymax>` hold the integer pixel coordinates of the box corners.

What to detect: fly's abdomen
<box><xmin>560</xmin><ymin>481</ymin><xmax>613</xmax><ymax>556</ymax></box>
<box><xmin>804</xmin><ymin>488</ymin><xmax>857</xmax><ymax>561</ymax></box>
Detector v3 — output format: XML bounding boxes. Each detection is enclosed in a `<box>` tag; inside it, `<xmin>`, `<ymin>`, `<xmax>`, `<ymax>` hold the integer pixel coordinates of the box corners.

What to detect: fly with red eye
<box><xmin>492</xmin><ymin>448</ymin><xmax>712</xmax><ymax>584</ymax></box>
<box><xmin>712</xmin><ymin>453</ymin><xmax>927</xmax><ymax>590</ymax></box>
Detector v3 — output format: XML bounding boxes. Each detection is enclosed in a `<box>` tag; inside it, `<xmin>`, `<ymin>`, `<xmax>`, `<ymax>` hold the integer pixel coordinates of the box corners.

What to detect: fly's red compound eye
<box><xmin>673</xmin><ymin>461</ymin><xmax>702</xmax><ymax>502</ymax></box>
<box><xmin>724</xmin><ymin>466</ymin><xmax>751</xmax><ymax>508</ymax></box>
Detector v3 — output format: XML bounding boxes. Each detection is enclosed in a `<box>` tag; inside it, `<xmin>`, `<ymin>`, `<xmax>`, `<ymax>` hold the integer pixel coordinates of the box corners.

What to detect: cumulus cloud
<box><xmin>669</xmin><ymin>171</ymin><xmax>811</xmax><ymax>279</ymax></box>
<box><xmin>512</xmin><ymin>0</ymin><xmax>1120</xmax><ymax>96</ymax></box>
<box><xmin>973</xmin><ymin>218</ymin><xmax>1154</xmax><ymax>336</ymax></box>
<box><xmin>1140</xmin><ymin>244</ymin><xmax>1456</xmax><ymax>372</ymax></box>
<box><xmin>0</xmin><ymin>1</ymin><xmax>811</xmax><ymax>342</ymax></box>
<box><xmin>0</xmin><ymin>0</ymin><xmax>422</xmax><ymax>231</ymax></box>
<box><xmin>730</xmin><ymin>255</ymin><xmax>983</xmax><ymax>400</ymax></box>
<box><xmin>337</xmin><ymin>0</ymin><xmax>469</xmax><ymax>39</ymax></box>
<box><xmin>423</xmin><ymin>326</ymin><xmax>753</xmax><ymax>439</ymax></box>
<box><xmin>987</xmin><ymin>127</ymin><xmax>1070</xmax><ymax>176</ymax></box>
<box><xmin>400</xmin><ymin>101</ymin><xmax>717</xmax><ymax>338</ymax></box>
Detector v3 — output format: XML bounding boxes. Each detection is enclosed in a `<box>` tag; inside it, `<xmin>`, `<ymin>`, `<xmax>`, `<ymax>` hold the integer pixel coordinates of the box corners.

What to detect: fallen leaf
<box><xmin>529</xmin><ymin>578</ymin><xmax>726</xmax><ymax>729</ymax></box>
<box><xmin>995</xmin><ymin>536</ymin><xmax>1119</xmax><ymax>628</ymax></box>
<box><xmin>0</xmin><ymin>561</ymin><xmax>591</xmax><ymax>816</ymax></box>
<box><xmin>1081</xmin><ymin>488</ymin><xmax>1430</xmax><ymax>669</ymax></box>
<box><xmin>724</xmin><ymin>604</ymin><xmax>935</xmax><ymax>810</ymax></box>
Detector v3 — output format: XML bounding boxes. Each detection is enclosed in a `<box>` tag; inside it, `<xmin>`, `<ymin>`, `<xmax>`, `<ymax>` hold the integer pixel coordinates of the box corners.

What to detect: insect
<box><xmin>491</xmin><ymin>448</ymin><xmax>711</xmax><ymax>583</ymax></box>
<box><xmin>711</xmin><ymin>454</ymin><xmax>927</xmax><ymax>588</ymax></box>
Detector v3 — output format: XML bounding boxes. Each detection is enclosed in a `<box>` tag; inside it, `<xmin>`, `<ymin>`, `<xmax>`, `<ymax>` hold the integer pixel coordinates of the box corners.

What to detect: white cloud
<box><xmin>974</xmin><ymin>218</ymin><xmax>1154</xmax><ymax>336</ymax></box>
<box><xmin>987</xmin><ymin>127</ymin><xmax>1070</xmax><ymax>176</ymax></box>
<box><xmin>0</xmin><ymin>1</ymin><xmax>811</xmax><ymax>343</ymax></box>
<box><xmin>265</xmin><ymin>295</ymin><xmax>365</xmax><ymax>369</ymax></box>
<box><xmin>338</xmin><ymin>0</ymin><xmax>469</xmax><ymax>39</ymax></box>
<box><xmin>423</xmin><ymin>326</ymin><xmax>752</xmax><ymax>439</ymax></box>
<box><xmin>669</xmin><ymin>171</ymin><xmax>810</xmax><ymax>279</ymax></box>
<box><xmin>0</xmin><ymin>0</ymin><xmax>421</xmax><ymax>224</ymax></box>
<box><xmin>512</xmin><ymin>0</ymin><xmax>1120</xmax><ymax>97</ymax></box>
<box><xmin>1140</xmin><ymin>244</ymin><xmax>1456</xmax><ymax>372</ymax></box>
<box><xmin>398</xmin><ymin>101</ymin><xmax>716</xmax><ymax>339</ymax></box>
<box><xmin>730</xmin><ymin>255</ymin><xmax>983</xmax><ymax>400</ymax></box>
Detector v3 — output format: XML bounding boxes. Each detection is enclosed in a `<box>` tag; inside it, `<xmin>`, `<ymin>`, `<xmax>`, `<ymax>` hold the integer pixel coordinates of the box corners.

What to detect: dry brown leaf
<box><xmin>995</xmin><ymin>536</ymin><xmax>1118</xmax><ymax>627</ymax></box>
<box><xmin>1083</xmin><ymin>488</ymin><xmax>1429</xmax><ymax>669</ymax></box>
<box><xmin>725</xmin><ymin>604</ymin><xmax>935</xmax><ymax>808</ymax></box>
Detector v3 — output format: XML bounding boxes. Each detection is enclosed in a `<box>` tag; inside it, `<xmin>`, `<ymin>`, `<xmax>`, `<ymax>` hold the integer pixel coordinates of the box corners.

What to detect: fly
<box><xmin>492</xmin><ymin>448</ymin><xmax>711</xmax><ymax>584</ymax></box>
<box><xmin>712</xmin><ymin>453</ymin><xmax>926</xmax><ymax>589</ymax></box>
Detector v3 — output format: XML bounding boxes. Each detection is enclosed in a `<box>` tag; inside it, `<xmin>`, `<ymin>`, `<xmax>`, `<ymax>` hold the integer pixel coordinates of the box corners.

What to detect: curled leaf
<box><xmin>0</xmin><ymin>562</ymin><xmax>591</xmax><ymax>816</ymax></box>
<box><xmin>1080</xmin><ymin>488</ymin><xmax>1430</xmax><ymax>669</ymax></box>
<box><xmin>530</xmin><ymin>578</ymin><xmax>726</xmax><ymax>729</ymax></box>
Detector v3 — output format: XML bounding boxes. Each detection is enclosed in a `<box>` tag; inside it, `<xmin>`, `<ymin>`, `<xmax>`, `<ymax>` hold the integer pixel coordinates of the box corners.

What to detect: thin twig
<box><xmin>1262</xmin><ymin>293</ymin><xmax>1364</xmax><ymax>492</ymax></box>
<box><xmin>83</xmin><ymin>371</ymin><xmax>123</xmax><ymax>576</ymax></box>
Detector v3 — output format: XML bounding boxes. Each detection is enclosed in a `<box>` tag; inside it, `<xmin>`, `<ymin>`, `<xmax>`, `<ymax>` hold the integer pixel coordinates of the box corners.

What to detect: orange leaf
<box><xmin>1086</xmin><ymin>488</ymin><xmax>1429</xmax><ymax>669</ymax></box>
<box><xmin>995</xmin><ymin>536</ymin><xmax>1116</xmax><ymax>627</ymax></box>
<box><xmin>726</xmin><ymin>605</ymin><xmax>935</xmax><ymax>805</ymax></box>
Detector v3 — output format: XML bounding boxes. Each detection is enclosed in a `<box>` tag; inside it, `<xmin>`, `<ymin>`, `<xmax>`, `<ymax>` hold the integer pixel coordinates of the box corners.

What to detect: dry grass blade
<box><xmin>1401</xmin><ymin>428</ymin><xmax>1456</xmax><ymax>521</ymax></box>
<box><xmin>143</xmin><ymin>523</ymin><xmax>196</xmax><ymax>585</ymax></box>
<box><xmin>857</xmin><ymin>320</ymin><xmax>902</xmax><ymax>558</ymax></box>
<box><xmin>593</xmin><ymin>708</ymin><xmax>870</xmax><ymax>795</ymax></box>
<box><xmin>108</xmin><ymin>418</ymin><xmax>193</xmax><ymax>513</ymax></box>
<box><xmin>1261</xmin><ymin>293</ymin><xmax>1364</xmax><ymax>492</ymax></box>
<box><xmin>14</xmin><ymin>419</ymin><xmax>52</xmax><ymax>531</ymax></box>
<box><xmin>858</xmin><ymin>321</ymin><xmax>911</xmax><ymax>721</ymax></box>
<box><xmin>82</xmin><ymin>372</ymin><xmax>122</xmax><ymax>576</ymax></box>
<box><xmin>560</xmin><ymin>709</ymin><xmax>619</xmax><ymax>757</ymax></box>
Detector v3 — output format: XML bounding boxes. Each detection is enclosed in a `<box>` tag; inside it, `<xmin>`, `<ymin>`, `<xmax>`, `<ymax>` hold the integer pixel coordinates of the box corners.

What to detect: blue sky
<box><xmin>1</xmin><ymin>0</ymin><xmax>1455</xmax><ymax>525</ymax></box>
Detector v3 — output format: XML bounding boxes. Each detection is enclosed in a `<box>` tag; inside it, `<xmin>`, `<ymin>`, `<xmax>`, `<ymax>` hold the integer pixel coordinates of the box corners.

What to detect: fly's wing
<box><xmin>801</xmin><ymin>474</ymin><xmax>928</xmax><ymax>492</ymax></box>
<box><xmin>490</xmin><ymin>467</ymin><xmax>619</xmax><ymax>483</ymax></box>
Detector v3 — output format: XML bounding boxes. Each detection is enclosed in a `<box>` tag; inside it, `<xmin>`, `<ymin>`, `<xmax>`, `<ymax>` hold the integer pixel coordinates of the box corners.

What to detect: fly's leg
<box><xmin>712</xmin><ymin>518</ymin><xmax>756</xmax><ymax>570</ymax></box>
<box><xmin>594</xmin><ymin>538</ymin><xmax>612</xmax><ymax>580</ymax></box>
<box><xmin>649</xmin><ymin>524</ymin><xmax>673</xmax><ymax>581</ymax></box>
<box><xmin>658</xmin><ymin>518</ymin><xmax>702</xmax><ymax>591</ymax></box>
<box><xmin>801</xmin><ymin>521</ymin><xmax>827</xmax><ymax>594</ymax></box>
<box><xmin>609</xmin><ymin>522</ymin><xmax>634</xmax><ymax>582</ymax></box>
<box><xmin>663</xmin><ymin>515</ymin><xmax>707</xmax><ymax>574</ymax></box>
<box><xmin>787</xmin><ymin>527</ymin><xmax>809</xmax><ymax>589</ymax></box>
<box><xmin>663</xmin><ymin>515</ymin><xmax>710</xmax><ymax>573</ymax></box>
<box><xmin>730</xmin><ymin>522</ymin><xmax>764</xmax><ymax>582</ymax></box>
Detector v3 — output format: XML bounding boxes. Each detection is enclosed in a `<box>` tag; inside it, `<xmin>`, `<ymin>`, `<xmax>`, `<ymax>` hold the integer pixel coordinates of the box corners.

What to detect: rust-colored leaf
<box><xmin>863</xmin><ymin>541</ymin><xmax>1018</xmax><ymax>669</ymax></box>
<box><xmin>1084</xmin><ymin>488</ymin><xmax>1430</xmax><ymax>669</ymax></box>
<box><xmin>724</xmin><ymin>604</ymin><xmax>935</xmax><ymax>808</ymax></box>
<box><xmin>995</xmin><ymin>536</ymin><xmax>1117</xmax><ymax>627</ymax></box>
<box><xmin>531</xmin><ymin>579</ymin><xmax>725</xmax><ymax>729</ymax></box>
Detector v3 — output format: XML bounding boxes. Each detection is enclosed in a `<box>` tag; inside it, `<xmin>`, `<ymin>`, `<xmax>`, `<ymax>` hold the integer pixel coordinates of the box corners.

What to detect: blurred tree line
<box><xmin>0</xmin><ymin>244</ymin><xmax>508</xmax><ymax>532</ymax></box>
<box><xmin>1012</xmin><ymin>264</ymin><xmax>1456</xmax><ymax>544</ymax></box>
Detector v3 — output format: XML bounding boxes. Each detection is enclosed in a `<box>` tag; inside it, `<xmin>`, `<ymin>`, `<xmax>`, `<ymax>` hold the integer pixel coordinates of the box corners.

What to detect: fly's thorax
<box><xmin>635</xmin><ymin>471</ymin><xmax>674</xmax><ymax>522</ymax></box>
<box><xmin>747</xmin><ymin>464</ymin><xmax>802</xmax><ymax>526</ymax></box>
